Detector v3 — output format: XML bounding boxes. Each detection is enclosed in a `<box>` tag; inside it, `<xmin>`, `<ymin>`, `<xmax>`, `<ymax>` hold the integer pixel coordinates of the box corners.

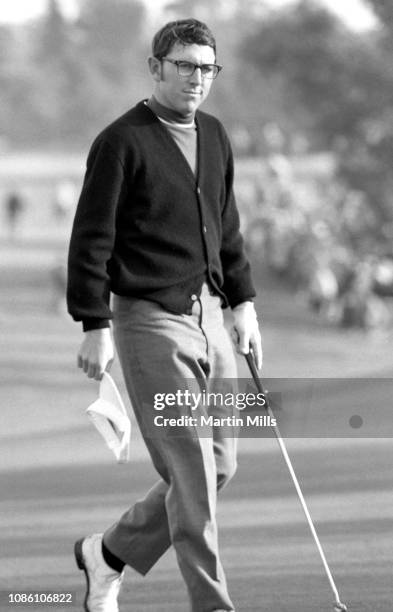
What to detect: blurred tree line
<box><xmin>1</xmin><ymin>0</ymin><xmax>390</xmax><ymax>155</ymax></box>
<box><xmin>0</xmin><ymin>0</ymin><xmax>149</xmax><ymax>148</ymax></box>
<box><xmin>241</xmin><ymin>0</ymin><xmax>393</xmax><ymax>239</ymax></box>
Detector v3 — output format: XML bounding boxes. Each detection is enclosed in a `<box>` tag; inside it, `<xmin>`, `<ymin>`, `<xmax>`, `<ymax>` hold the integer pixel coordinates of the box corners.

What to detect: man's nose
<box><xmin>190</xmin><ymin>67</ymin><xmax>203</xmax><ymax>84</ymax></box>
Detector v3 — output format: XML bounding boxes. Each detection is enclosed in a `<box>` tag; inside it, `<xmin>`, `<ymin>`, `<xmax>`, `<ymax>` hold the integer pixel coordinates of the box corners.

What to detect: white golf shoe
<box><xmin>74</xmin><ymin>533</ymin><xmax>124</xmax><ymax>612</ymax></box>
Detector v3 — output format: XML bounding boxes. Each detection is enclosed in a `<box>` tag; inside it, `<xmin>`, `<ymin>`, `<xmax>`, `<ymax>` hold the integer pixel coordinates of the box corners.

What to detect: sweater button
<box><xmin>196</xmin><ymin>186</ymin><xmax>201</xmax><ymax>195</ymax></box>
<box><xmin>191</xmin><ymin>294</ymin><xmax>198</xmax><ymax>301</ymax></box>
<box><xmin>203</xmin><ymin>225</ymin><xmax>207</xmax><ymax>233</ymax></box>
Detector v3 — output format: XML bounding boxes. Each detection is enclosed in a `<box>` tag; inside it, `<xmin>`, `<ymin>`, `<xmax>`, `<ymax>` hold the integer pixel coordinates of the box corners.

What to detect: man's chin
<box><xmin>180</xmin><ymin>100</ymin><xmax>201</xmax><ymax>116</ymax></box>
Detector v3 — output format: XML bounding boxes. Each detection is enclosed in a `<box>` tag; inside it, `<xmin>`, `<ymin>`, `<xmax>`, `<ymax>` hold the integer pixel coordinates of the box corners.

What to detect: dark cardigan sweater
<box><xmin>67</xmin><ymin>100</ymin><xmax>256</xmax><ymax>330</ymax></box>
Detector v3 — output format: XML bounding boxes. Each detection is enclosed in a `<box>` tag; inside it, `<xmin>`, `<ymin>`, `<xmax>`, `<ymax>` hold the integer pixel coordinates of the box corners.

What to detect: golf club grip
<box><xmin>245</xmin><ymin>351</ymin><xmax>265</xmax><ymax>396</ymax></box>
<box><xmin>245</xmin><ymin>352</ymin><xmax>275</xmax><ymax>418</ymax></box>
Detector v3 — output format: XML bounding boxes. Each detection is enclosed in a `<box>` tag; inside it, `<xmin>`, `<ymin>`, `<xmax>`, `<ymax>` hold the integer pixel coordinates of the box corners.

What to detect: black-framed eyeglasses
<box><xmin>160</xmin><ymin>57</ymin><xmax>222</xmax><ymax>80</ymax></box>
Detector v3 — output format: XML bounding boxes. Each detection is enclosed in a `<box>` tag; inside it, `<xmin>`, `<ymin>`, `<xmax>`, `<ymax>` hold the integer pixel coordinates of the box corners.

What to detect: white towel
<box><xmin>86</xmin><ymin>372</ymin><xmax>131</xmax><ymax>463</ymax></box>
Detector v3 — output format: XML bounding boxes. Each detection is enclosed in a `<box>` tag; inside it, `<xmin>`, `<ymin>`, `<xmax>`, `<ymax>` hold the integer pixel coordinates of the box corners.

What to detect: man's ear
<box><xmin>148</xmin><ymin>56</ymin><xmax>162</xmax><ymax>82</ymax></box>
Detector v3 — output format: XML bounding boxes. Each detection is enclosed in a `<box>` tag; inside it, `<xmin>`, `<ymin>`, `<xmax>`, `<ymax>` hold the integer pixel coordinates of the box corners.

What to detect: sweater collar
<box><xmin>146</xmin><ymin>95</ymin><xmax>196</xmax><ymax>126</ymax></box>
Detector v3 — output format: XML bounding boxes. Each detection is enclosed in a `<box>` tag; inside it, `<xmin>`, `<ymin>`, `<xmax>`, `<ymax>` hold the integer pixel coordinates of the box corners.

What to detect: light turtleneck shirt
<box><xmin>146</xmin><ymin>96</ymin><xmax>198</xmax><ymax>176</ymax></box>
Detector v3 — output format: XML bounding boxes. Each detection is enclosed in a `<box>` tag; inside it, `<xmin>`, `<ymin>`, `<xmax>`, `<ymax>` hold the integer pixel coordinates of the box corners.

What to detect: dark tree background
<box><xmin>241</xmin><ymin>0</ymin><xmax>393</xmax><ymax>236</ymax></box>
<box><xmin>2</xmin><ymin>0</ymin><xmax>390</xmax><ymax>154</ymax></box>
<box><xmin>2</xmin><ymin>0</ymin><xmax>149</xmax><ymax>148</ymax></box>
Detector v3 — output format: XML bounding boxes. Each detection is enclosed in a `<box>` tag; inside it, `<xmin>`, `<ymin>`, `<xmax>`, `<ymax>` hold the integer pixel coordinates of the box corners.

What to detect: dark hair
<box><xmin>152</xmin><ymin>19</ymin><xmax>216</xmax><ymax>60</ymax></box>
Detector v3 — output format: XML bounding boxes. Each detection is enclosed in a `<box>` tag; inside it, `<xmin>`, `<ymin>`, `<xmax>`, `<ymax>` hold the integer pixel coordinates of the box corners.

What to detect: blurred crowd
<box><xmin>2</xmin><ymin>180</ymin><xmax>76</xmax><ymax>314</ymax></box>
<box><xmin>237</xmin><ymin>151</ymin><xmax>393</xmax><ymax>331</ymax></box>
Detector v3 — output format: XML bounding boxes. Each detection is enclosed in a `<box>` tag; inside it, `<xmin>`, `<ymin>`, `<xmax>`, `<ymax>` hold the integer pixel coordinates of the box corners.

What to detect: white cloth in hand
<box><xmin>86</xmin><ymin>372</ymin><xmax>131</xmax><ymax>463</ymax></box>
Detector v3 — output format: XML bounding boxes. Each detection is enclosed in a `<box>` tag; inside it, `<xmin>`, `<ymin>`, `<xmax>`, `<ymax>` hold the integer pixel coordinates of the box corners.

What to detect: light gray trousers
<box><xmin>103</xmin><ymin>283</ymin><xmax>238</xmax><ymax>612</ymax></box>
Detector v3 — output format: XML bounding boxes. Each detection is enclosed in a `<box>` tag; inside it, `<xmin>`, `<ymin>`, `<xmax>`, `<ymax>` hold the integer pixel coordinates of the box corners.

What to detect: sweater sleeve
<box><xmin>220</xmin><ymin>137</ymin><xmax>256</xmax><ymax>307</ymax></box>
<box><xmin>67</xmin><ymin>137</ymin><xmax>127</xmax><ymax>330</ymax></box>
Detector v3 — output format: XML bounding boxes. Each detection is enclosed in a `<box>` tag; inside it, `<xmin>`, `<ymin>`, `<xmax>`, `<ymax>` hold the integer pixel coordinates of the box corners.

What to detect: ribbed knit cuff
<box><xmin>229</xmin><ymin>297</ymin><xmax>254</xmax><ymax>309</ymax></box>
<box><xmin>82</xmin><ymin>318</ymin><xmax>110</xmax><ymax>332</ymax></box>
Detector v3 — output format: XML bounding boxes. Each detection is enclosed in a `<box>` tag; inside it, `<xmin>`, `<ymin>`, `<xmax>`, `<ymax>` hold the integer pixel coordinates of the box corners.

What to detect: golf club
<box><xmin>245</xmin><ymin>351</ymin><xmax>348</xmax><ymax>612</ymax></box>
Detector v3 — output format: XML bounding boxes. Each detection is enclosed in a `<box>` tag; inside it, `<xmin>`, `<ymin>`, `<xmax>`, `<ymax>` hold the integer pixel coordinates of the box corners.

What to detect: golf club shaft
<box><xmin>245</xmin><ymin>352</ymin><xmax>342</xmax><ymax>605</ymax></box>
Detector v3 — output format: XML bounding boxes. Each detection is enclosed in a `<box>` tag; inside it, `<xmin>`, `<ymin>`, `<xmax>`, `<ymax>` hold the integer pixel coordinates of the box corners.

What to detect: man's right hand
<box><xmin>77</xmin><ymin>328</ymin><xmax>114</xmax><ymax>381</ymax></box>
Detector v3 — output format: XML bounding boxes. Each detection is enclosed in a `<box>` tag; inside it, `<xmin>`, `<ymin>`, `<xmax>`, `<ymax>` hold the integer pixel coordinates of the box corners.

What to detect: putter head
<box><xmin>333</xmin><ymin>603</ymin><xmax>348</xmax><ymax>611</ymax></box>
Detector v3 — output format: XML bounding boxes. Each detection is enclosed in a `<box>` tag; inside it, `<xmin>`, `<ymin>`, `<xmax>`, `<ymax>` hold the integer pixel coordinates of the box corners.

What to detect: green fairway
<box><xmin>1</xmin><ymin>243</ymin><xmax>393</xmax><ymax>611</ymax></box>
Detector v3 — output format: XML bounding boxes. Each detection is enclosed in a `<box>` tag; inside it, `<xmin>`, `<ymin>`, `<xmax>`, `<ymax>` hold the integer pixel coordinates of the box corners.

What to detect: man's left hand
<box><xmin>231</xmin><ymin>301</ymin><xmax>262</xmax><ymax>369</ymax></box>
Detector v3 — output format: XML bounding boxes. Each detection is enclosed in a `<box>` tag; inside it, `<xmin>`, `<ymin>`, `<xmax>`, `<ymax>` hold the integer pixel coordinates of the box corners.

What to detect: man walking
<box><xmin>67</xmin><ymin>18</ymin><xmax>262</xmax><ymax>612</ymax></box>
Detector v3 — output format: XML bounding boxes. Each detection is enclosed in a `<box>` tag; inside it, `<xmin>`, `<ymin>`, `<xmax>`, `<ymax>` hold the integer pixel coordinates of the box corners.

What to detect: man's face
<box><xmin>152</xmin><ymin>42</ymin><xmax>216</xmax><ymax>116</ymax></box>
